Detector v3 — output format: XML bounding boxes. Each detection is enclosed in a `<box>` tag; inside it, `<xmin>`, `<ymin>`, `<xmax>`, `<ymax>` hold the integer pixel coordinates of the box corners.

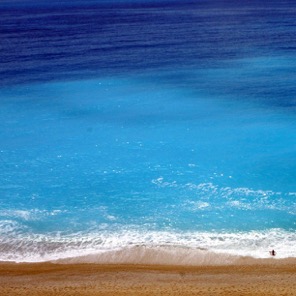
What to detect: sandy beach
<box><xmin>0</xmin><ymin>259</ymin><xmax>295</xmax><ymax>296</ymax></box>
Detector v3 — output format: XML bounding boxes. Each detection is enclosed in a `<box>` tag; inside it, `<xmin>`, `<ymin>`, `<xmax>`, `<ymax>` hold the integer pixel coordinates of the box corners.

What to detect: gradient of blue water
<box><xmin>0</xmin><ymin>0</ymin><xmax>295</xmax><ymax>260</ymax></box>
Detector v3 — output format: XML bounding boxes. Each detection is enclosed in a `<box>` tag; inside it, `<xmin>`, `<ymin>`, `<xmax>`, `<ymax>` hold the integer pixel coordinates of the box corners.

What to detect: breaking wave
<box><xmin>0</xmin><ymin>224</ymin><xmax>294</xmax><ymax>263</ymax></box>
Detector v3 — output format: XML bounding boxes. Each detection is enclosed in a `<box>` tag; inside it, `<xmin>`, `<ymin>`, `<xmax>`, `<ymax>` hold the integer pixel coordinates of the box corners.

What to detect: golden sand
<box><xmin>0</xmin><ymin>260</ymin><xmax>295</xmax><ymax>296</ymax></box>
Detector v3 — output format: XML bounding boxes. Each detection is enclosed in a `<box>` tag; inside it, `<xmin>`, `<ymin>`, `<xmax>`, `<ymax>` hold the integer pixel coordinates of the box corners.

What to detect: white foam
<box><xmin>0</xmin><ymin>227</ymin><xmax>294</xmax><ymax>263</ymax></box>
<box><xmin>152</xmin><ymin>180</ymin><xmax>296</xmax><ymax>214</ymax></box>
<box><xmin>0</xmin><ymin>209</ymin><xmax>66</xmax><ymax>221</ymax></box>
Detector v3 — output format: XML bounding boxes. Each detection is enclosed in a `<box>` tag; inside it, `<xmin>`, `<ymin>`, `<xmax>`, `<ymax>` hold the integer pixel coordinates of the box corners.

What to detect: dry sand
<box><xmin>0</xmin><ymin>260</ymin><xmax>295</xmax><ymax>295</ymax></box>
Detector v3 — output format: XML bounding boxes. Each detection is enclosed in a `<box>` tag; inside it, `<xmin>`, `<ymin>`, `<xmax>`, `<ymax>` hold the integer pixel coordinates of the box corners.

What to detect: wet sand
<box><xmin>0</xmin><ymin>260</ymin><xmax>295</xmax><ymax>296</ymax></box>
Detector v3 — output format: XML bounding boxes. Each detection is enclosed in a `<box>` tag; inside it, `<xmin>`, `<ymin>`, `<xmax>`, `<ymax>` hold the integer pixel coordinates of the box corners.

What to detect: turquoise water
<box><xmin>0</xmin><ymin>1</ymin><xmax>295</xmax><ymax>262</ymax></box>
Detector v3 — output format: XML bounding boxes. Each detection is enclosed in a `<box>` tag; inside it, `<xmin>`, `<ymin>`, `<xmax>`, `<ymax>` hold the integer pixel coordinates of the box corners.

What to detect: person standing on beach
<box><xmin>269</xmin><ymin>249</ymin><xmax>276</xmax><ymax>256</ymax></box>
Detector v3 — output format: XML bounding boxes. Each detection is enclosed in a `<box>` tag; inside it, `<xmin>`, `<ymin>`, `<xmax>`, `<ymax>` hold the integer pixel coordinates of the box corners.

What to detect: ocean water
<box><xmin>0</xmin><ymin>0</ymin><xmax>295</xmax><ymax>263</ymax></box>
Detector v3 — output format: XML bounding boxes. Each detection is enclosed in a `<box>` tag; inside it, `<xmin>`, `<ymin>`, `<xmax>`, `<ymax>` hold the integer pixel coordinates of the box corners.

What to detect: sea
<box><xmin>0</xmin><ymin>0</ymin><xmax>295</xmax><ymax>264</ymax></box>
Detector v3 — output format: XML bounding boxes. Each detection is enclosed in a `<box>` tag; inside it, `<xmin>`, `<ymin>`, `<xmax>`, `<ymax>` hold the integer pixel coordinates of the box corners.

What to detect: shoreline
<box><xmin>0</xmin><ymin>260</ymin><xmax>295</xmax><ymax>295</ymax></box>
<box><xmin>1</xmin><ymin>243</ymin><xmax>294</xmax><ymax>265</ymax></box>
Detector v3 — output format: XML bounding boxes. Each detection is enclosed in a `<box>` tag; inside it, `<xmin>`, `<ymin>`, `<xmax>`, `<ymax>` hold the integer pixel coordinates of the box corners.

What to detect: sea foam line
<box><xmin>0</xmin><ymin>227</ymin><xmax>294</xmax><ymax>263</ymax></box>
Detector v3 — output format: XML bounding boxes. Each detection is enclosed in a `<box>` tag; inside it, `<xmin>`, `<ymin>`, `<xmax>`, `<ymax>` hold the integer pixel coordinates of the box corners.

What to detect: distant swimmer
<box><xmin>269</xmin><ymin>249</ymin><xmax>276</xmax><ymax>256</ymax></box>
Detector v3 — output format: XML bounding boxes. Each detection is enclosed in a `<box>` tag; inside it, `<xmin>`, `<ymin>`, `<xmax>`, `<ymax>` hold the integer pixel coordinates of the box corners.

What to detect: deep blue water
<box><xmin>0</xmin><ymin>0</ymin><xmax>295</xmax><ymax>262</ymax></box>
